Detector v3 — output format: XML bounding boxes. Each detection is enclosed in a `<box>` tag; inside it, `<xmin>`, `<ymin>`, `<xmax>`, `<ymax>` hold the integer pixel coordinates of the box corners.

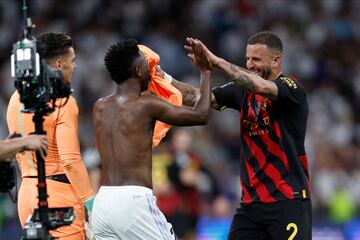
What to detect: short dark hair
<box><xmin>247</xmin><ymin>31</ymin><xmax>283</xmax><ymax>53</ymax></box>
<box><xmin>104</xmin><ymin>39</ymin><xmax>140</xmax><ymax>84</ymax></box>
<box><xmin>37</xmin><ymin>32</ymin><xmax>73</xmax><ymax>59</ymax></box>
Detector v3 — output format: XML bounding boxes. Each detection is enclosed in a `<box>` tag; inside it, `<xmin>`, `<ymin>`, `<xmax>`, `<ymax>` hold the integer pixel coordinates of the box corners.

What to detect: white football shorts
<box><xmin>92</xmin><ymin>185</ymin><xmax>176</xmax><ymax>240</ymax></box>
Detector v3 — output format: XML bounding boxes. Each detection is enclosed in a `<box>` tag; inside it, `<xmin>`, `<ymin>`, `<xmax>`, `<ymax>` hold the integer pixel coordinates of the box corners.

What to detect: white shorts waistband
<box><xmin>99</xmin><ymin>185</ymin><xmax>153</xmax><ymax>194</ymax></box>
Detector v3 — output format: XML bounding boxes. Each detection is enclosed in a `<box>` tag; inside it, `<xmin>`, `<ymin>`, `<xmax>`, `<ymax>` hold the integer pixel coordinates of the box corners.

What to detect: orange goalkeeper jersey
<box><xmin>7</xmin><ymin>91</ymin><xmax>94</xmax><ymax>202</ymax></box>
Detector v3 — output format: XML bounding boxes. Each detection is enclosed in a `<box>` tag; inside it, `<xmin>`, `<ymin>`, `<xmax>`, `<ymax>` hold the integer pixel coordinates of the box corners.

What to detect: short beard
<box><xmin>262</xmin><ymin>66</ymin><xmax>272</xmax><ymax>80</ymax></box>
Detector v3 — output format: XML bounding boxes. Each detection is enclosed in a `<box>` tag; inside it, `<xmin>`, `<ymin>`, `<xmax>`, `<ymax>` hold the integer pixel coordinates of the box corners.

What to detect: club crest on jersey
<box><xmin>280</xmin><ymin>77</ymin><xmax>297</xmax><ymax>89</ymax></box>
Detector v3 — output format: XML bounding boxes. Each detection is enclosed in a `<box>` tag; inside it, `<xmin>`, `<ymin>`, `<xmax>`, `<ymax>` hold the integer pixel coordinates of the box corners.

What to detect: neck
<box><xmin>115</xmin><ymin>78</ymin><xmax>141</xmax><ymax>97</ymax></box>
<box><xmin>270</xmin><ymin>71</ymin><xmax>282</xmax><ymax>81</ymax></box>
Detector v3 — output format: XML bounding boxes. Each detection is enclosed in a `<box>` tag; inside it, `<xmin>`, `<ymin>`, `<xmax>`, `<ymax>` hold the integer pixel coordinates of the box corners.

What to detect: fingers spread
<box><xmin>187</xmin><ymin>55</ymin><xmax>195</xmax><ymax>64</ymax></box>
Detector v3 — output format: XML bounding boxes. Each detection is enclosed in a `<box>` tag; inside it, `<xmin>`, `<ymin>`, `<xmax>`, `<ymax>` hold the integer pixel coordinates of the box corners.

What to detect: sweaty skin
<box><xmin>93</xmin><ymin>94</ymin><xmax>157</xmax><ymax>188</ymax></box>
<box><xmin>93</xmin><ymin>40</ymin><xmax>212</xmax><ymax>189</ymax></box>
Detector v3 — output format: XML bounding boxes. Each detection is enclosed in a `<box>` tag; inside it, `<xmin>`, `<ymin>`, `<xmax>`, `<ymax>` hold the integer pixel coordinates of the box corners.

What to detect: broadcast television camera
<box><xmin>7</xmin><ymin>1</ymin><xmax>74</xmax><ymax>239</ymax></box>
<box><xmin>10</xmin><ymin>16</ymin><xmax>71</xmax><ymax>114</ymax></box>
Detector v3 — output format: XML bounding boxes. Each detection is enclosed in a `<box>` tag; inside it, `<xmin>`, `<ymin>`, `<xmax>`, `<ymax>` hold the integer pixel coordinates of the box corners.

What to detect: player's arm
<box><xmin>214</xmin><ymin>57</ymin><xmax>278</xmax><ymax>99</ymax></box>
<box><xmin>149</xmin><ymin>39</ymin><xmax>213</xmax><ymax>125</ymax></box>
<box><xmin>186</xmin><ymin>38</ymin><xmax>278</xmax><ymax>99</ymax></box>
<box><xmin>147</xmin><ymin>70</ymin><xmax>211</xmax><ymax>126</ymax></box>
<box><xmin>155</xmin><ymin>66</ymin><xmax>219</xmax><ymax>109</ymax></box>
<box><xmin>55</xmin><ymin>97</ymin><xmax>95</xmax><ymax>210</ymax></box>
<box><xmin>0</xmin><ymin>134</ymin><xmax>48</xmax><ymax>161</ymax></box>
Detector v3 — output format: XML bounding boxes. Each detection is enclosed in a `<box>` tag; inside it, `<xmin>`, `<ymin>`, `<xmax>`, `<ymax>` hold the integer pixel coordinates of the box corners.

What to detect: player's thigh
<box><xmin>227</xmin><ymin>207</ymin><xmax>269</xmax><ymax>240</ymax></box>
<box><xmin>267</xmin><ymin>199</ymin><xmax>311</xmax><ymax>240</ymax></box>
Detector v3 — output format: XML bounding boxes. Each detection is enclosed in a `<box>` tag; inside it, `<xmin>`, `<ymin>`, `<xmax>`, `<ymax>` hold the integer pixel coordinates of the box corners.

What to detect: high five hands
<box><xmin>185</xmin><ymin>37</ymin><xmax>213</xmax><ymax>71</ymax></box>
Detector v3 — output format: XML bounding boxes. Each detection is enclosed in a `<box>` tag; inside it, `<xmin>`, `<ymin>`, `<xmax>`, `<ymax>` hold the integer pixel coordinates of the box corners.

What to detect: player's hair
<box><xmin>248</xmin><ymin>31</ymin><xmax>283</xmax><ymax>53</ymax></box>
<box><xmin>37</xmin><ymin>32</ymin><xmax>73</xmax><ymax>60</ymax></box>
<box><xmin>104</xmin><ymin>39</ymin><xmax>140</xmax><ymax>84</ymax></box>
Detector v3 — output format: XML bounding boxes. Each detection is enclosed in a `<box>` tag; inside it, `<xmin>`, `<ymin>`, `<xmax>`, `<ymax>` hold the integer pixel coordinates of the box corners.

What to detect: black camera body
<box><xmin>10</xmin><ymin>18</ymin><xmax>71</xmax><ymax>115</ymax></box>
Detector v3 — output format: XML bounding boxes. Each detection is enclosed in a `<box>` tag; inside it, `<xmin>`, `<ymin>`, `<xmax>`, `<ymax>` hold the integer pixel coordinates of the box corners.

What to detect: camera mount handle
<box><xmin>22</xmin><ymin>0</ymin><xmax>34</xmax><ymax>40</ymax></box>
<box><xmin>32</xmin><ymin>113</ymin><xmax>49</xmax><ymax>227</ymax></box>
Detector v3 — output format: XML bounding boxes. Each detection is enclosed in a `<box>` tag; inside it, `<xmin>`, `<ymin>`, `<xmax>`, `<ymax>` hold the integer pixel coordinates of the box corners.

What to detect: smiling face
<box><xmin>246</xmin><ymin>44</ymin><xmax>281</xmax><ymax>80</ymax></box>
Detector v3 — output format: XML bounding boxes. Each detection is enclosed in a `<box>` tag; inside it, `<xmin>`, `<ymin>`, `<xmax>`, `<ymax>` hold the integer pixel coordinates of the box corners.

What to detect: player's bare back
<box><xmin>93</xmin><ymin>94</ymin><xmax>155</xmax><ymax>188</ymax></box>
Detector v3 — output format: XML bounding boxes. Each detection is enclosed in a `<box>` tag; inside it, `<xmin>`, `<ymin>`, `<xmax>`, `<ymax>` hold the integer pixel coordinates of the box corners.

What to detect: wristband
<box><xmin>84</xmin><ymin>195</ymin><xmax>95</xmax><ymax>213</ymax></box>
<box><xmin>164</xmin><ymin>72</ymin><xmax>173</xmax><ymax>84</ymax></box>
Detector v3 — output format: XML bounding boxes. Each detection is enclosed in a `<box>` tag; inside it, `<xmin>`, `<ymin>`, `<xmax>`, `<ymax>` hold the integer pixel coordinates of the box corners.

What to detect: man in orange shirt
<box><xmin>7</xmin><ymin>32</ymin><xmax>95</xmax><ymax>240</ymax></box>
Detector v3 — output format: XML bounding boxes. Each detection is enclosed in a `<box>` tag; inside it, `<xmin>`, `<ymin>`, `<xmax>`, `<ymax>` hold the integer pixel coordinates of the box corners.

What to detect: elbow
<box><xmin>252</xmin><ymin>81</ymin><xmax>265</xmax><ymax>94</ymax></box>
<box><xmin>61</xmin><ymin>156</ymin><xmax>82</xmax><ymax>170</ymax></box>
<box><xmin>251</xmin><ymin>82</ymin><xmax>267</xmax><ymax>96</ymax></box>
<box><xmin>254</xmin><ymin>80</ymin><xmax>276</xmax><ymax>97</ymax></box>
<box><xmin>197</xmin><ymin>111</ymin><xmax>209</xmax><ymax>125</ymax></box>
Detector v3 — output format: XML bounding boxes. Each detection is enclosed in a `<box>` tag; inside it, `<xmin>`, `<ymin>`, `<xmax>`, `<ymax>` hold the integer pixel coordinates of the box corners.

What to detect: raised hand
<box><xmin>185</xmin><ymin>38</ymin><xmax>212</xmax><ymax>71</ymax></box>
<box><xmin>185</xmin><ymin>38</ymin><xmax>220</xmax><ymax>67</ymax></box>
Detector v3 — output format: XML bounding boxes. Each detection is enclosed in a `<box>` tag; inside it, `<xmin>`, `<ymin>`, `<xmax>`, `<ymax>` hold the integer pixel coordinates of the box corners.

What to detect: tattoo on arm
<box><xmin>228</xmin><ymin>63</ymin><xmax>254</xmax><ymax>91</ymax></box>
<box><xmin>262</xmin><ymin>83</ymin><xmax>278</xmax><ymax>100</ymax></box>
<box><xmin>172</xmin><ymin>79</ymin><xmax>199</xmax><ymax>106</ymax></box>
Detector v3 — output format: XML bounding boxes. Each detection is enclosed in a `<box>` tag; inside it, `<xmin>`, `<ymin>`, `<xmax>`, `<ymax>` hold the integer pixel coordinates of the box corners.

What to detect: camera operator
<box><xmin>7</xmin><ymin>32</ymin><xmax>95</xmax><ymax>240</ymax></box>
<box><xmin>0</xmin><ymin>134</ymin><xmax>47</xmax><ymax>161</ymax></box>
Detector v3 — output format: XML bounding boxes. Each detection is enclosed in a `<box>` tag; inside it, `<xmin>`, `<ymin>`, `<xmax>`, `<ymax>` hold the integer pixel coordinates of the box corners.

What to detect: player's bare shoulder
<box><xmin>93</xmin><ymin>95</ymin><xmax>114</xmax><ymax>119</ymax></box>
<box><xmin>138</xmin><ymin>93</ymin><xmax>172</xmax><ymax>112</ymax></box>
<box><xmin>94</xmin><ymin>95</ymin><xmax>109</xmax><ymax>109</ymax></box>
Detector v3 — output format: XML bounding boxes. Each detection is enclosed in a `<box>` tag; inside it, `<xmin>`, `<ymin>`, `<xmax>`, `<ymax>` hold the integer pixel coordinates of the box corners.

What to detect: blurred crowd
<box><xmin>0</xmin><ymin>0</ymin><xmax>360</xmax><ymax>239</ymax></box>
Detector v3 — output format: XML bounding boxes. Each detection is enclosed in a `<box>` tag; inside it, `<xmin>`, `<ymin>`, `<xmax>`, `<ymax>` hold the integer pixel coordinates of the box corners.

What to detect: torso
<box><xmin>212</xmin><ymin>76</ymin><xmax>310</xmax><ymax>204</ymax></box>
<box><xmin>7</xmin><ymin>92</ymin><xmax>80</xmax><ymax>177</ymax></box>
<box><xmin>93</xmin><ymin>94</ymin><xmax>154</xmax><ymax>188</ymax></box>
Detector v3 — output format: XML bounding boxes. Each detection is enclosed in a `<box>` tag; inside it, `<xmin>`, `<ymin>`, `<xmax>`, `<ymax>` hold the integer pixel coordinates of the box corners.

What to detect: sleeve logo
<box><xmin>280</xmin><ymin>77</ymin><xmax>297</xmax><ymax>89</ymax></box>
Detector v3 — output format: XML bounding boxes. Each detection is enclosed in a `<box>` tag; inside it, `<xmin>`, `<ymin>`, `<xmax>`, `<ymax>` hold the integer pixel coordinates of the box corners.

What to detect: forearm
<box><xmin>62</xmin><ymin>159</ymin><xmax>94</xmax><ymax>201</ymax></box>
<box><xmin>171</xmin><ymin>77</ymin><xmax>219</xmax><ymax>108</ymax></box>
<box><xmin>171</xmin><ymin>78</ymin><xmax>199</xmax><ymax>107</ymax></box>
<box><xmin>56</xmin><ymin>101</ymin><xmax>95</xmax><ymax>201</ymax></box>
<box><xmin>193</xmin><ymin>70</ymin><xmax>212</xmax><ymax>119</ymax></box>
<box><xmin>215</xmin><ymin>58</ymin><xmax>277</xmax><ymax>98</ymax></box>
<box><xmin>0</xmin><ymin>139</ymin><xmax>25</xmax><ymax>160</ymax></box>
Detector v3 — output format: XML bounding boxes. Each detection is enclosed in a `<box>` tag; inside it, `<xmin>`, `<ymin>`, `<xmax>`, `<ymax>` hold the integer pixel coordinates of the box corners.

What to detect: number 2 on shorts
<box><xmin>286</xmin><ymin>223</ymin><xmax>298</xmax><ymax>240</ymax></box>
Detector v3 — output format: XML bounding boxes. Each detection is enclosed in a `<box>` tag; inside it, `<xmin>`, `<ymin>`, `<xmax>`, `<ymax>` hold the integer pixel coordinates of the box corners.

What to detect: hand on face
<box><xmin>185</xmin><ymin>38</ymin><xmax>212</xmax><ymax>71</ymax></box>
<box><xmin>154</xmin><ymin>65</ymin><xmax>165</xmax><ymax>78</ymax></box>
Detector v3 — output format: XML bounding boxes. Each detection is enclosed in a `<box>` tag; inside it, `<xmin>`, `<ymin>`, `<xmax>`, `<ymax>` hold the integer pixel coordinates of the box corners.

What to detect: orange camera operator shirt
<box><xmin>7</xmin><ymin>91</ymin><xmax>94</xmax><ymax>202</ymax></box>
